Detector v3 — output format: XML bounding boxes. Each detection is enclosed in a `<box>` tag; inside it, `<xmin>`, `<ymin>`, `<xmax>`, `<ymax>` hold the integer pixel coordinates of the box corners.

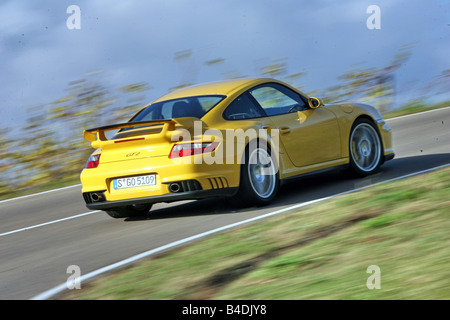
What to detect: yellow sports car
<box><xmin>80</xmin><ymin>78</ymin><xmax>394</xmax><ymax>218</ymax></box>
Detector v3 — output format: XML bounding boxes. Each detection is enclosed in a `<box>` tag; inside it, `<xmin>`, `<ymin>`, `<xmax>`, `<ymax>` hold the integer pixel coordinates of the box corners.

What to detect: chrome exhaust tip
<box><xmin>90</xmin><ymin>192</ymin><xmax>105</xmax><ymax>202</ymax></box>
<box><xmin>168</xmin><ymin>183</ymin><xmax>181</xmax><ymax>193</ymax></box>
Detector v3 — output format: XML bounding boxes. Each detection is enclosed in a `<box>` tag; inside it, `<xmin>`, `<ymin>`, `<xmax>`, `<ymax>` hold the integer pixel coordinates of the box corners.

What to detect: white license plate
<box><xmin>113</xmin><ymin>174</ymin><xmax>156</xmax><ymax>190</ymax></box>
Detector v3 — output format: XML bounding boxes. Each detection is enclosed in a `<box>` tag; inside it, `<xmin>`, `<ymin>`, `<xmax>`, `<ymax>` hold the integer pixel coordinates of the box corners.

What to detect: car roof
<box><xmin>152</xmin><ymin>78</ymin><xmax>275</xmax><ymax>103</ymax></box>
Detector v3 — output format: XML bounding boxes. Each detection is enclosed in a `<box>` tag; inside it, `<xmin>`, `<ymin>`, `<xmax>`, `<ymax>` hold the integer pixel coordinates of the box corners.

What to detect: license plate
<box><xmin>113</xmin><ymin>174</ymin><xmax>156</xmax><ymax>190</ymax></box>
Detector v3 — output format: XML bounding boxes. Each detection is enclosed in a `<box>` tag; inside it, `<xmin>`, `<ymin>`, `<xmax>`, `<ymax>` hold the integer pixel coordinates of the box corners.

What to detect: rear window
<box><xmin>132</xmin><ymin>95</ymin><xmax>225</xmax><ymax>121</ymax></box>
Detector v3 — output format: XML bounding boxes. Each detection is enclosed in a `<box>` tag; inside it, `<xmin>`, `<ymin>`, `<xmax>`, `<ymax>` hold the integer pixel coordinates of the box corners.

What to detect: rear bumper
<box><xmin>84</xmin><ymin>187</ymin><xmax>238</xmax><ymax>210</ymax></box>
<box><xmin>80</xmin><ymin>155</ymin><xmax>241</xmax><ymax>210</ymax></box>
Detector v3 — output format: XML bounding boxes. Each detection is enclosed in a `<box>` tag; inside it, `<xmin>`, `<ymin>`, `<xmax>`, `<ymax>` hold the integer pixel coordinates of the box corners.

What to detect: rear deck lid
<box><xmin>83</xmin><ymin>118</ymin><xmax>206</xmax><ymax>163</ymax></box>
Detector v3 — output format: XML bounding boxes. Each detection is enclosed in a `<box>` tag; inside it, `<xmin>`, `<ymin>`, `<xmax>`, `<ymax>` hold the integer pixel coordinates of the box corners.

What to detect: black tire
<box><xmin>105</xmin><ymin>203</ymin><xmax>152</xmax><ymax>219</ymax></box>
<box><xmin>233</xmin><ymin>140</ymin><xmax>279</xmax><ymax>207</ymax></box>
<box><xmin>348</xmin><ymin>118</ymin><xmax>383</xmax><ymax>177</ymax></box>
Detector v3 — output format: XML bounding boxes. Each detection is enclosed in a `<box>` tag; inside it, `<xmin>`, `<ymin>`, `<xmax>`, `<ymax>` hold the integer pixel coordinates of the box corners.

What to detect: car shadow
<box><xmin>125</xmin><ymin>153</ymin><xmax>450</xmax><ymax>222</ymax></box>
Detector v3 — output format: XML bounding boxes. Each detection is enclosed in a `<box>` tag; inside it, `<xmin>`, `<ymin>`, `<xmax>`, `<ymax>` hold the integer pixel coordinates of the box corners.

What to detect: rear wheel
<box><xmin>234</xmin><ymin>141</ymin><xmax>279</xmax><ymax>207</ymax></box>
<box><xmin>348</xmin><ymin>118</ymin><xmax>383</xmax><ymax>177</ymax></box>
<box><xmin>105</xmin><ymin>203</ymin><xmax>152</xmax><ymax>219</ymax></box>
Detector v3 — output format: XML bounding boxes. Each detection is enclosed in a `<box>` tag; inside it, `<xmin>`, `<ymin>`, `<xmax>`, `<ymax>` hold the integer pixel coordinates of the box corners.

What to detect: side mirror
<box><xmin>308</xmin><ymin>97</ymin><xmax>323</xmax><ymax>109</ymax></box>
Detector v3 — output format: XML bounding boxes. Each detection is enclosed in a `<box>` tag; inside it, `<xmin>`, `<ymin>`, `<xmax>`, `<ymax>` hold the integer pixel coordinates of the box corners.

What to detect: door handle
<box><xmin>258</xmin><ymin>124</ymin><xmax>273</xmax><ymax>131</ymax></box>
<box><xmin>279</xmin><ymin>127</ymin><xmax>291</xmax><ymax>135</ymax></box>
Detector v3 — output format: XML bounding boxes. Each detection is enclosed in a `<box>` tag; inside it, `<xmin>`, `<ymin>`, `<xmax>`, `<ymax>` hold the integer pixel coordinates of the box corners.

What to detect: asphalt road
<box><xmin>1</xmin><ymin>107</ymin><xmax>449</xmax><ymax>300</ymax></box>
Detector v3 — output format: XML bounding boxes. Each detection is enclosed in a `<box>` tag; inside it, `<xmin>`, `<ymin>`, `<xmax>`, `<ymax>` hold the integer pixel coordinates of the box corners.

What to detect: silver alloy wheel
<box><xmin>247</xmin><ymin>147</ymin><xmax>276</xmax><ymax>199</ymax></box>
<box><xmin>350</xmin><ymin>123</ymin><xmax>381</xmax><ymax>173</ymax></box>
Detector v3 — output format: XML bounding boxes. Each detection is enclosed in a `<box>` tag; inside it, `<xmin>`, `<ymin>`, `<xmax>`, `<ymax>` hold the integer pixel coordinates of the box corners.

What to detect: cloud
<box><xmin>0</xmin><ymin>0</ymin><xmax>448</xmax><ymax>126</ymax></box>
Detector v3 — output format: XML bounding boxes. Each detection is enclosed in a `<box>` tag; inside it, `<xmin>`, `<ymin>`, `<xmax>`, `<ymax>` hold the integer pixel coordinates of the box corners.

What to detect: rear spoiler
<box><xmin>83</xmin><ymin>117</ymin><xmax>204</xmax><ymax>143</ymax></box>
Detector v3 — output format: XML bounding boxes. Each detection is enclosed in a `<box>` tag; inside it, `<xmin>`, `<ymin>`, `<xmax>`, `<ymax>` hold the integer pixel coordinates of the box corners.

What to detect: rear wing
<box><xmin>83</xmin><ymin>117</ymin><xmax>204</xmax><ymax>144</ymax></box>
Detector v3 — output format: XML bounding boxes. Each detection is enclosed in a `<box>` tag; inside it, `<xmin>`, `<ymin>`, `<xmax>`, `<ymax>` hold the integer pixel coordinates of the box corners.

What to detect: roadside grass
<box><xmin>64</xmin><ymin>166</ymin><xmax>450</xmax><ymax>300</ymax></box>
<box><xmin>382</xmin><ymin>100</ymin><xmax>449</xmax><ymax>119</ymax></box>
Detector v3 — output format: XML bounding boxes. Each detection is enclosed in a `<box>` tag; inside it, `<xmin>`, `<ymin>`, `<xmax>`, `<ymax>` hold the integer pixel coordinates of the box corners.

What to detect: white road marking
<box><xmin>0</xmin><ymin>184</ymin><xmax>81</xmax><ymax>204</ymax></box>
<box><xmin>31</xmin><ymin>162</ymin><xmax>450</xmax><ymax>300</ymax></box>
<box><xmin>0</xmin><ymin>211</ymin><xmax>100</xmax><ymax>238</ymax></box>
<box><xmin>1</xmin><ymin>106</ymin><xmax>449</xmax><ymax>240</ymax></box>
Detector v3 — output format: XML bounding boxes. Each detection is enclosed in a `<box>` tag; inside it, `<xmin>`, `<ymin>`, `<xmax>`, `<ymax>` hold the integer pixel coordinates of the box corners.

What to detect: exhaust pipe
<box><xmin>166</xmin><ymin>180</ymin><xmax>202</xmax><ymax>193</ymax></box>
<box><xmin>168</xmin><ymin>183</ymin><xmax>181</xmax><ymax>193</ymax></box>
<box><xmin>90</xmin><ymin>192</ymin><xmax>105</xmax><ymax>202</ymax></box>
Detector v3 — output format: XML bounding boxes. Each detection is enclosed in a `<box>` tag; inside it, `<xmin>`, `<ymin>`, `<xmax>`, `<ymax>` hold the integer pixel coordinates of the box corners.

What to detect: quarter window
<box><xmin>223</xmin><ymin>93</ymin><xmax>266</xmax><ymax>120</ymax></box>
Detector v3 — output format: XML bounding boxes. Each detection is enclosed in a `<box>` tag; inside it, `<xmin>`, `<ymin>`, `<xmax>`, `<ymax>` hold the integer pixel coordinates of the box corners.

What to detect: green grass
<box><xmin>64</xmin><ymin>166</ymin><xmax>450</xmax><ymax>300</ymax></box>
<box><xmin>382</xmin><ymin>100</ymin><xmax>449</xmax><ymax>119</ymax></box>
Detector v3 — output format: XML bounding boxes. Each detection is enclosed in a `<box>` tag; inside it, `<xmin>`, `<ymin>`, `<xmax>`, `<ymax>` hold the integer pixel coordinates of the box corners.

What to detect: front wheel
<box><xmin>234</xmin><ymin>142</ymin><xmax>279</xmax><ymax>207</ymax></box>
<box><xmin>348</xmin><ymin>118</ymin><xmax>383</xmax><ymax>177</ymax></box>
<box><xmin>105</xmin><ymin>203</ymin><xmax>152</xmax><ymax>219</ymax></box>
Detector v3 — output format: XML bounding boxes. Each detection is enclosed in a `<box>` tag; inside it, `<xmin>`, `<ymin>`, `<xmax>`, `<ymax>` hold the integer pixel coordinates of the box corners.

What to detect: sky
<box><xmin>0</xmin><ymin>0</ymin><xmax>449</xmax><ymax>127</ymax></box>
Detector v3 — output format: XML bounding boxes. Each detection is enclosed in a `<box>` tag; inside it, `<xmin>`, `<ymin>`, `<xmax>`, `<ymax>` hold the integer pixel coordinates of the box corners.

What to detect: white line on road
<box><xmin>4</xmin><ymin>105</ymin><xmax>450</xmax><ymax>239</ymax></box>
<box><xmin>1</xmin><ymin>104</ymin><xmax>449</xmax><ymax>238</ymax></box>
<box><xmin>31</xmin><ymin>162</ymin><xmax>450</xmax><ymax>300</ymax></box>
<box><xmin>0</xmin><ymin>211</ymin><xmax>100</xmax><ymax>238</ymax></box>
<box><xmin>0</xmin><ymin>184</ymin><xmax>81</xmax><ymax>204</ymax></box>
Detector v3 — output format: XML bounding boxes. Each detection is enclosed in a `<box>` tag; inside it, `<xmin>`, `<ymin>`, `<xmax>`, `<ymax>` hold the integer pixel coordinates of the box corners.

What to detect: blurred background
<box><xmin>0</xmin><ymin>0</ymin><xmax>449</xmax><ymax>198</ymax></box>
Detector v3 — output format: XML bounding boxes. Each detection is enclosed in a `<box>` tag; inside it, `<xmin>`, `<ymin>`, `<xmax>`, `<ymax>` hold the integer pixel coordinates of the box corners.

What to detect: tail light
<box><xmin>86</xmin><ymin>153</ymin><xmax>101</xmax><ymax>169</ymax></box>
<box><xmin>169</xmin><ymin>142</ymin><xmax>219</xmax><ymax>159</ymax></box>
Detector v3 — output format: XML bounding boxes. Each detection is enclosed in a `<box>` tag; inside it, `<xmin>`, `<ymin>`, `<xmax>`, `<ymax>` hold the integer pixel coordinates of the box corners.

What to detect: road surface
<box><xmin>0</xmin><ymin>107</ymin><xmax>449</xmax><ymax>299</ymax></box>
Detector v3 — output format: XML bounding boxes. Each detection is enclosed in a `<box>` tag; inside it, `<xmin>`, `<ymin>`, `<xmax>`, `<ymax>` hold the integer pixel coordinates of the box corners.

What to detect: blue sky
<box><xmin>0</xmin><ymin>0</ymin><xmax>449</xmax><ymax>127</ymax></box>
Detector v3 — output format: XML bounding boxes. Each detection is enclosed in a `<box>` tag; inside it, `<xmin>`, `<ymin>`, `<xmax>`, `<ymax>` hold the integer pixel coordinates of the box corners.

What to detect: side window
<box><xmin>223</xmin><ymin>93</ymin><xmax>266</xmax><ymax>120</ymax></box>
<box><xmin>249</xmin><ymin>83</ymin><xmax>307</xmax><ymax>116</ymax></box>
